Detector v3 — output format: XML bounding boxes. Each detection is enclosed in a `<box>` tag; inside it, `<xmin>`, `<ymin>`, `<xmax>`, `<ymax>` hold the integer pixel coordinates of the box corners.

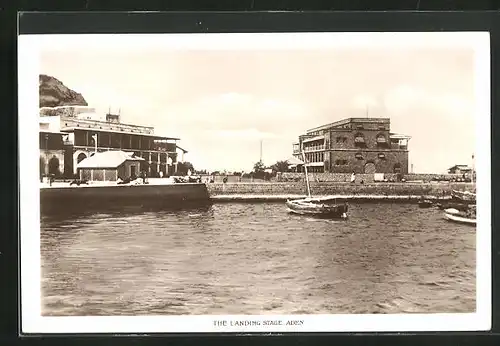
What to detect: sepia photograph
<box><xmin>19</xmin><ymin>31</ymin><xmax>491</xmax><ymax>333</ymax></box>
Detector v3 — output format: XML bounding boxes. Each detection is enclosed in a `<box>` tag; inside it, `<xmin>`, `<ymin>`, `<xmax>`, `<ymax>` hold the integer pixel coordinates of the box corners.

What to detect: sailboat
<box><xmin>285</xmin><ymin>149</ymin><xmax>348</xmax><ymax>219</ymax></box>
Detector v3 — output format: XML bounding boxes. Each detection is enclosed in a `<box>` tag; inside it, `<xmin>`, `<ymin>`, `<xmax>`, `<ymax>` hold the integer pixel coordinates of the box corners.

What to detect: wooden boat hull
<box><xmin>286</xmin><ymin>199</ymin><xmax>348</xmax><ymax>219</ymax></box>
<box><xmin>418</xmin><ymin>201</ymin><xmax>433</xmax><ymax>208</ymax></box>
<box><xmin>436</xmin><ymin>202</ymin><xmax>473</xmax><ymax>211</ymax></box>
<box><xmin>444</xmin><ymin>212</ymin><xmax>476</xmax><ymax>226</ymax></box>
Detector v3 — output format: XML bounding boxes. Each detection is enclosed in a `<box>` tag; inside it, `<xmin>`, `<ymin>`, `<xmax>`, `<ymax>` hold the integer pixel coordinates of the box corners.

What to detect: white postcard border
<box><xmin>18</xmin><ymin>32</ymin><xmax>491</xmax><ymax>334</ymax></box>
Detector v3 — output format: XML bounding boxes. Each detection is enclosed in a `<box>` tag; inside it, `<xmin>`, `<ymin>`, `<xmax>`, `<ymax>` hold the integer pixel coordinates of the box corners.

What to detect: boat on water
<box><xmin>435</xmin><ymin>201</ymin><xmax>471</xmax><ymax>211</ymax></box>
<box><xmin>443</xmin><ymin>207</ymin><xmax>476</xmax><ymax>226</ymax></box>
<box><xmin>451</xmin><ymin>189</ymin><xmax>476</xmax><ymax>203</ymax></box>
<box><xmin>418</xmin><ymin>198</ymin><xmax>433</xmax><ymax>208</ymax></box>
<box><xmin>286</xmin><ymin>149</ymin><xmax>348</xmax><ymax>219</ymax></box>
<box><xmin>286</xmin><ymin>198</ymin><xmax>348</xmax><ymax>218</ymax></box>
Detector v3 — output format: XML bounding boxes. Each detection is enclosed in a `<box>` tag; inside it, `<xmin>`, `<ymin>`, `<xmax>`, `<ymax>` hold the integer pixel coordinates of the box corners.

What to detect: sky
<box><xmin>39</xmin><ymin>34</ymin><xmax>481</xmax><ymax>173</ymax></box>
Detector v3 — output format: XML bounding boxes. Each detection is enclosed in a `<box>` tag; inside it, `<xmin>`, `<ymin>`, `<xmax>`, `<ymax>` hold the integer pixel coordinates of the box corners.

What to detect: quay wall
<box><xmin>40</xmin><ymin>183</ymin><xmax>210</xmax><ymax>214</ymax></box>
<box><xmin>206</xmin><ymin>182</ymin><xmax>476</xmax><ymax>199</ymax></box>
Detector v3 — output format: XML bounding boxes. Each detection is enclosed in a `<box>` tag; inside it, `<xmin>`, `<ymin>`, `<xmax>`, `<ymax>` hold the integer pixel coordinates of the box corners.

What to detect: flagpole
<box><xmin>471</xmin><ymin>153</ymin><xmax>475</xmax><ymax>184</ymax></box>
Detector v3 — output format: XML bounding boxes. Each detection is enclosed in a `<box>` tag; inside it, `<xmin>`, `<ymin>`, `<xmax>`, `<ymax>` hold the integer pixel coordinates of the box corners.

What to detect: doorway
<box><xmin>48</xmin><ymin>156</ymin><xmax>60</xmax><ymax>176</ymax></box>
<box><xmin>364</xmin><ymin>162</ymin><xmax>376</xmax><ymax>174</ymax></box>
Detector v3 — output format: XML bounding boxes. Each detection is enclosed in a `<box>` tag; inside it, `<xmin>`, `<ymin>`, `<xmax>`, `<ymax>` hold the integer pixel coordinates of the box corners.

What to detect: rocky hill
<box><xmin>39</xmin><ymin>74</ymin><xmax>88</xmax><ymax>108</ymax></box>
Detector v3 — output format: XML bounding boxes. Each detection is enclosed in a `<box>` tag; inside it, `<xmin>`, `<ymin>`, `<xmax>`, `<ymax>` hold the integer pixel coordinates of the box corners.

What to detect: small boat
<box><xmin>418</xmin><ymin>199</ymin><xmax>433</xmax><ymax>208</ymax></box>
<box><xmin>444</xmin><ymin>212</ymin><xmax>476</xmax><ymax>225</ymax></box>
<box><xmin>443</xmin><ymin>207</ymin><xmax>476</xmax><ymax>226</ymax></box>
<box><xmin>451</xmin><ymin>189</ymin><xmax>476</xmax><ymax>203</ymax></box>
<box><xmin>435</xmin><ymin>202</ymin><xmax>472</xmax><ymax>211</ymax></box>
<box><xmin>286</xmin><ymin>149</ymin><xmax>348</xmax><ymax>219</ymax></box>
<box><xmin>286</xmin><ymin>198</ymin><xmax>348</xmax><ymax>218</ymax></box>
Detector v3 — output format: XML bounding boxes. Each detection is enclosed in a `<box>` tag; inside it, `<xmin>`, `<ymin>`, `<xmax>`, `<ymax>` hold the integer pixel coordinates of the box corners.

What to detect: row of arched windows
<box><xmin>353</xmin><ymin>132</ymin><xmax>389</xmax><ymax>148</ymax></box>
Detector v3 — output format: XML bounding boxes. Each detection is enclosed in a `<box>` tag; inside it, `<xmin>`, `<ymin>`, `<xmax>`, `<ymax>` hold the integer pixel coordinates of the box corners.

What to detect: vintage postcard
<box><xmin>19</xmin><ymin>31</ymin><xmax>491</xmax><ymax>333</ymax></box>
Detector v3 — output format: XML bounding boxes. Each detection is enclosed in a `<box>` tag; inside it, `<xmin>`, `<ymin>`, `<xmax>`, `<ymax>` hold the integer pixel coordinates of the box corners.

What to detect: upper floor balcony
<box><xmin>304</xmin><ymin>145</ymin><xmax>325</xmax><ymax>152</ymax></box>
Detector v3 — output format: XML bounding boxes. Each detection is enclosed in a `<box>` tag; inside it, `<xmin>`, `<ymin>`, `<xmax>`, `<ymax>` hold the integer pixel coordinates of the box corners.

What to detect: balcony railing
<box><xmin>304</xmin><ymin>145</ymin><xmax>325</xmax><ymax>152</ymax></box>
<box><xmin>390</xmin><ymin>143</ymin><xmax>408</xmax><ymax>150</ymax></box>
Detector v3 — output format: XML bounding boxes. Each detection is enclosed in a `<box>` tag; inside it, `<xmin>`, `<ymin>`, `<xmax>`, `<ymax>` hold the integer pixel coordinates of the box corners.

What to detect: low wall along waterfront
<box><xmin>206</xmin><ymin>182</ymin><xmax>476</xmax><ymax>202</ymax></box>
<box><xmin>40</xmin><ymin>182</ymin><xmax>210</xmax><ymax>214</ymax></box>
<box><xmin>279</xmin><ymin>172</ymin><xmax>470</xmax><ymax>183</ymax></box>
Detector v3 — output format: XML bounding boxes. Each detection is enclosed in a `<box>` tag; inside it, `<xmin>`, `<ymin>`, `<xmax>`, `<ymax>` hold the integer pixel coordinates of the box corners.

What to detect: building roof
<box><xmin>448</xmin><ymin>164</ymin><xmax>471</xmax><ymax>170</ymax></box>
<box><xmin>39</xmin><ymin>130</ymin><xmax>69</xmax><ymax>135</ymax></box>
<box><xmin>176</xmin><ymin>145</ymin><xmax>188</xmax><ymax>153</ymax></box>
<box><xmin>61</xmin><ymin>126</ymin><xmax>180</xmax><ymax>140</ymax></box>
<box><xmin>389</xmin><ymin>133</ymin><xmax>412</xmax><ymax>140</ymax></box>
<box><xmin>286</xmin><ymin>156</ymin><xmax>304</xmax><ymax>165</ymax></box>
<box><xmin>77</xmin><ymin>150</ymin><xmax>145</xmax><ymax>169</ymax></box>
<box><xmin>307</xmin><ymin>117</ymin><xmax>390</xmax><ymax>133</ymax></box>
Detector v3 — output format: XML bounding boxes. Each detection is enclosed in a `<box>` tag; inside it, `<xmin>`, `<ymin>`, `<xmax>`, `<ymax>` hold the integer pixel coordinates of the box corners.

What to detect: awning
<box><xmin>77</xmin><ymin>150</ymin><xmax>144</xmax><ymax>169</ymax></box>
<box><xmin>286</xmin><ymin>156</ymin><xmax>304</xmax><ymax>165</ymax></box>
<box><xmin>302</xmin><ymin>135</ymin><xmax>325</xmax><ymax>143</ymax></box>
<box><xmin>390</xmin><ymin>133</ymin><xmax>412</xmax><ymax>140</ymax></box>
<box><xmin>376</xmin><ymin>136</ymin><xmax>387</xmax><ymax>143</ymax></box>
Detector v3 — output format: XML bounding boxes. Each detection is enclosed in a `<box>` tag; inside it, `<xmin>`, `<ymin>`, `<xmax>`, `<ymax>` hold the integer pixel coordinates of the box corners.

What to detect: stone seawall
<box><xmin>206</xmin><ymin>182</ymin><xmax>476</xmax><ymax>201</ymax></box>
<box><xmin>40</xmin><ymin>183</ymin><xmax>211</xmax><ymax>214</ymax></box>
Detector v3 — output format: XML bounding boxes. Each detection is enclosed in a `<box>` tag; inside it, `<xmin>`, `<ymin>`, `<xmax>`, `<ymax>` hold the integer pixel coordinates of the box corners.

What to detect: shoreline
<box><xmin>210</xmin><ymin>194</ymin><xmax>454</xmax><ymax>203</ymax></box>
<box><xmin>39</xmin><ymin>181</ymin><xmax>475</xmax><ymax>209</ymax></box>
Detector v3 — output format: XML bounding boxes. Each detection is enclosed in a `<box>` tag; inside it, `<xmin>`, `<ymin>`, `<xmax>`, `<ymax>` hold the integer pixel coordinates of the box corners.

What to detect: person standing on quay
<box><xmin>350</xmin><ymin>171</ymin><xmax>356</xmax><ymax>184</ymax></box>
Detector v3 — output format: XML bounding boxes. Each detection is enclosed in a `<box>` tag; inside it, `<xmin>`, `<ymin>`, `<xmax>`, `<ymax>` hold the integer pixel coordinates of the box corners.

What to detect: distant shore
<box><xmin>38</xmin><ymin>180</ymin><xmax>476</xmax><ymax>207</ymax></box>
<box><xmin>206</xmin><ymin>181</ymin><xmax>475</xmax><ymax>203</ymax></box>
<box><xmin>210</xmin><ymin>194</ymin><xmax>454</xmax><ymax>203</ymax></box>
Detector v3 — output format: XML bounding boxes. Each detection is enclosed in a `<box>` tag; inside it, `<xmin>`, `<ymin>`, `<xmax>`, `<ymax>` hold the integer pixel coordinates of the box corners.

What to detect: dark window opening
<box><xmin>376</xmin><ymin>133</ymin><xmax>388</xmax><ymax>148</ymax></box>
<box><xmin>393</xmin><ymin>163</ymin><xmax>402</xmax><ymax>173</ymax></box>
<box><xmin>354</xmin><ymin>133</ymin><xmax>366</xmax><ymax>148</ymax></box>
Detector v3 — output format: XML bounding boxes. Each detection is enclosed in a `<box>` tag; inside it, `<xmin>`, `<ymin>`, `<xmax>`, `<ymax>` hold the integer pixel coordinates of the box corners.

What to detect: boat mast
<box><xmin>302</xmin><ymin>148</ymin><xmax>311</xmax><ymax>198</ymax></box>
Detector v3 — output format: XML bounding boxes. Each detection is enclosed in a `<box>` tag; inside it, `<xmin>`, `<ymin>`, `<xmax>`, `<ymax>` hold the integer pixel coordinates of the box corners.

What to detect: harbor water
<box><xmin>40</xmin><ymin>202</ymin><xmax>476</xmax><ymax>316</ymax></box>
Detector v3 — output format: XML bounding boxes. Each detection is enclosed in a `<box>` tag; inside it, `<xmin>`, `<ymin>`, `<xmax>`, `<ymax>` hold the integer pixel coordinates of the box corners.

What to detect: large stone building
<box><xmin>292</xmin><ymin>118</ymin><xmax>411</xmax><ymax>174</ymax></box>
<box><xmin>39</xmin><ymin>106</ymin><xmax>188</xmax><ymax>179</ymax></box>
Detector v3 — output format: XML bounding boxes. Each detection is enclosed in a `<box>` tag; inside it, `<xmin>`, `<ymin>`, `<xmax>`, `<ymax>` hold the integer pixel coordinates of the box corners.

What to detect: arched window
<box><xmin>354</xmin><ymin>132</ymin><xmax>366</xmax><ymax>148</ymax></box>
<box><xmin>376</xmin><ymin>133</ymin><xmax>388</xmax><ymax>148</ymax></box>
<box><xmin>393</xmin><ymin>163</ymin><xmax>402</xmax><ymax>173</ymax></box>
<box><xmin>77</xmin><ymin>153</ymin><xmax>87</xmax><ymax>163</ymax></box>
